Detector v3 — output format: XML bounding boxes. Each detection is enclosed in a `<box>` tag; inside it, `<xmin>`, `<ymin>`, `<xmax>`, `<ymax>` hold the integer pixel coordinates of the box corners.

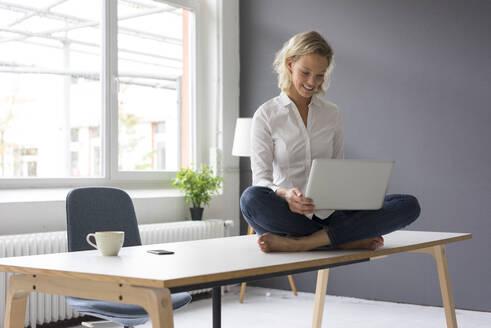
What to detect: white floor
<box><xmin>74</xmin><ymin>286</ymin><xmax>491</xmax><ymax>328</ymax></box>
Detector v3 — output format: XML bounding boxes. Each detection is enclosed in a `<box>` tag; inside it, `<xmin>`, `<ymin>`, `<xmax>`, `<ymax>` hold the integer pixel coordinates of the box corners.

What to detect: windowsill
<box><xmin>0</xmin><ymin>188</ymin><xmax>184</xmax><ymax>204</ymax></box>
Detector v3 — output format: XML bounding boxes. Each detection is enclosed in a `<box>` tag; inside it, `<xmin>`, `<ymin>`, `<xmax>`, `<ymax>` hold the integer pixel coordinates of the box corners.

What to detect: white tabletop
<box><xmin>0</xmin><ymin>230</ymin><xmax>471</xmax><ymax>288</ymax></box>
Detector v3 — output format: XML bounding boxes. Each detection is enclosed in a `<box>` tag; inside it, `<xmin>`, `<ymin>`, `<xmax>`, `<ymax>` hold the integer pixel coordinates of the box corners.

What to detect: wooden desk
<box><xmin>0</xmin><ymin>230</ymin><xmax>471</xmax><ymax>328</ymax></box>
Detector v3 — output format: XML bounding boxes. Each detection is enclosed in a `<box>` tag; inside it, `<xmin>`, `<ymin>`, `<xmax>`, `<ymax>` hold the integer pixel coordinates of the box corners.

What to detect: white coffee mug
<box><xmin>86</xmin><ymin>231</ymin><xmax>125</xmax><ymax>256</ymax></box>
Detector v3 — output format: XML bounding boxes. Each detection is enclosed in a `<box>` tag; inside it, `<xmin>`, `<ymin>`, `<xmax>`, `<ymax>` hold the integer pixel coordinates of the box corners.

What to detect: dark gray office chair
<box><xmin>65</xmin><ymin>187</ymin><xmax>191</xmax><ymax>328</ymax></box>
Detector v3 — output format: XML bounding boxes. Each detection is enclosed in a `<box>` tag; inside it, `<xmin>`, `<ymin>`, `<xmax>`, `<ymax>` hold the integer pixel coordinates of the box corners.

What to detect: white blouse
<box><xmin>251</xmin><ymin>92</ymin><xmax>344</xmax><ymax>219</ymax></box>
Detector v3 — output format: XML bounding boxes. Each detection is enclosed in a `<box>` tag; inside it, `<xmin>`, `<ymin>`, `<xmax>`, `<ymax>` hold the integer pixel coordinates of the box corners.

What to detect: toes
<box><xmin>260</xmin><ymin>243</ymin><xmax>270</xmax><ymax>253</ymax></box>
<box><xmin>258</xmin><ymin>235</ymin><xmax>270</xmax><ymax>252</ymax></box>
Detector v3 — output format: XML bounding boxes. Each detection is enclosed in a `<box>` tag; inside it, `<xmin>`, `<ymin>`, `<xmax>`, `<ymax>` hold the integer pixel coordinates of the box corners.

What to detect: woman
<box><xmin>240</xmin><ymin>31</ymin><xmax>421</xmax><ymax>253</ymax></box>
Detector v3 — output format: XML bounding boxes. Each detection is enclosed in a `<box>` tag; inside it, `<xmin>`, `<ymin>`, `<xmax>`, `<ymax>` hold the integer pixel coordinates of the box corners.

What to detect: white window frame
<box><xmin>0</xmin><ymin>0</ymin><xmax>201</xmax><ymax>188</ymax></box>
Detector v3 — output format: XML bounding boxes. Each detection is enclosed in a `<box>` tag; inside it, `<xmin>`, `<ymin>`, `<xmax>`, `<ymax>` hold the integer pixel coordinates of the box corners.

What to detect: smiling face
<box><xmin>287</xmin><ymin>53</ymin><xmax>329</xmax><ymax>103</ymax></box>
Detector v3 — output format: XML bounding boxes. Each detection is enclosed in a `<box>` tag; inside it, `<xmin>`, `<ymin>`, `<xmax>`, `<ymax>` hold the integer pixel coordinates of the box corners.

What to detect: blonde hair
<box><xmin>273</xmin><ymin>31</ymin><xmax>334</xmax><ymax>95</ymax></box>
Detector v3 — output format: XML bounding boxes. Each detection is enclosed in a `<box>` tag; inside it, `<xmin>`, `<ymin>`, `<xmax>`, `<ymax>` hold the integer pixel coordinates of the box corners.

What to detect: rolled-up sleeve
<box><xmin>332</xmin><ymin>110</ymin><xmax>344</xmax><ymax>159</ymax></box>
<box><xmin>251</xmin><ymin>111</ymin><xmax>278</xmax><ymax>191</ymax></box>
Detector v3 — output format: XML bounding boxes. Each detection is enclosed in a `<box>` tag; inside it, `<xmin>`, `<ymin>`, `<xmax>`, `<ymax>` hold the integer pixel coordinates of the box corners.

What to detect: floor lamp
<box><xmin>232</xmin><ymin>118</ymin><xmax>298</xmax><ymax>303</ymax></box>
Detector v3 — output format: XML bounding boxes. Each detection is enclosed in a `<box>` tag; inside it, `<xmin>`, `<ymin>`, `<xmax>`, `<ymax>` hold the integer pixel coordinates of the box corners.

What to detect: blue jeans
<box><xmin>240</xmin><ymin>186</ymin><xmax>421</xmax><ymax>246</ymax></box>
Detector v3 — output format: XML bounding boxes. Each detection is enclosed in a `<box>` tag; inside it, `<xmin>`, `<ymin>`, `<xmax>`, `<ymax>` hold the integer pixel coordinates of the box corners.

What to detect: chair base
<box><xmin>81</xmin><ymin>320</ymin><xmax>134</xmax><ymax>327</ymax></box>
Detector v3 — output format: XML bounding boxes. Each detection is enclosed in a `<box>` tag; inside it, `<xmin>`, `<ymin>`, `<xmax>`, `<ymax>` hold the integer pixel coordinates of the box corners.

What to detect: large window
<box><xmin>0</xmin><ymin>0</ymin><xmax>195</xmax><ymax>181</ymax></box>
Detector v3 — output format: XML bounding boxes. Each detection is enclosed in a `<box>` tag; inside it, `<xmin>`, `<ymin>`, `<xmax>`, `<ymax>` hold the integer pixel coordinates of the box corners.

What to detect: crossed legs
<box><xmin>240</xmin><ymin>186</ymin><xmax>420</xmax><ymax>253</ymax></box>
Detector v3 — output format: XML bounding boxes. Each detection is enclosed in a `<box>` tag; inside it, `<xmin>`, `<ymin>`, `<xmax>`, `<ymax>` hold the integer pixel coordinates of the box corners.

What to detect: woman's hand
<box><xmin>276</xmin><ymin>187</ymin><xmax>315</xmax><ymax>215</ymax></box>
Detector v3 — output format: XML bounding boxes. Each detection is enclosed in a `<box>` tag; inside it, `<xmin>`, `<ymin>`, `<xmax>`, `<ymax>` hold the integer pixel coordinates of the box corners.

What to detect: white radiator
<box><xmin>0</xmin><ymin>219</ymin><xmax>232</xmax><ymax>327</ymax></box>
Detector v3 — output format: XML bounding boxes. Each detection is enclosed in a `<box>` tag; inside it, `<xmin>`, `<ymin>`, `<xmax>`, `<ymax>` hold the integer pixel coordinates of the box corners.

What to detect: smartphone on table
<box><xmin>147</xmin><ymin>249</ymin><xmax>175</xmax><ymax>255</ymax></box>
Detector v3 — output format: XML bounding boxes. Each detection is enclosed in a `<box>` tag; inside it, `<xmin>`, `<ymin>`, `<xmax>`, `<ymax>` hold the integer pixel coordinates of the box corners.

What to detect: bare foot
<box><xmin>256</xmin><ymin>232</ymin><xmax>383</xmax><ymax>253</ymax></box>
<box><xmin>337</xmin><ymin>236</ymin><xmax>384</xmax><ymax>251</ymax></box>
<box><xmin>258</xmin><ymin>229</ymin><xmax>332</xmax><ymax>253</ymax></box>
<box><xmin>257</xmin><ymin>233</ymin><xmax>305</xmax><ymax>253</ymax></box>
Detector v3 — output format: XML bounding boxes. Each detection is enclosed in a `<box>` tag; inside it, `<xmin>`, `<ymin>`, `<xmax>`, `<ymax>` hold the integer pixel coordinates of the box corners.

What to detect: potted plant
<box><xmin>171</xmin><ymin>165</ymin><xmax>223</xmax><ymax>220</ymax></box>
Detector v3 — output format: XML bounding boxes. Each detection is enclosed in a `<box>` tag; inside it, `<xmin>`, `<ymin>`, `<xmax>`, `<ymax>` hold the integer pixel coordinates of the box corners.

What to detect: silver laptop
<box><xmin>305</xmin><ymin>159</ymin><xmax>394</xmax><ymax>210</ymax></box>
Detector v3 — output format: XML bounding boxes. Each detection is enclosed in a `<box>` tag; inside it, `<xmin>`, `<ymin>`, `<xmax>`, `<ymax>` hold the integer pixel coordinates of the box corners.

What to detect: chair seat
<box><xmin>67</xmin><ymin>292</ymin><xmax>192</xmax><ymax>326</ymax></box>
<box><xmin>171</xmin><ymin>292</ymin><xmax>193</xmax><ymax>310</ymax></box>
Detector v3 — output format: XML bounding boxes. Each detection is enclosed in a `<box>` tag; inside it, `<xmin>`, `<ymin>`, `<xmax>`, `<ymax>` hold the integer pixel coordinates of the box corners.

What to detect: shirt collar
<box><xmin>310</xmin><ymin>93</ymin><xmax>322</xmax><ymax>108</ymax></box>
<box><xmin>278</xmin><ymin>92</ymin><xmax>292</xmax><ymax>108</ymax></box>
<box><xmin>279</xmin><ymin>91</ymin><xmax>322</xmax><ymax>110</ymax></box>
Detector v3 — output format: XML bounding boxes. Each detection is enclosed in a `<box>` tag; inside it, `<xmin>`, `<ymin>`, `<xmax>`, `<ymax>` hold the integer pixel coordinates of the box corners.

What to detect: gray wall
<box><xmin>239</xmin><ymin>0</ymin><xmax>491</xmax><ymax>311</ymax></box>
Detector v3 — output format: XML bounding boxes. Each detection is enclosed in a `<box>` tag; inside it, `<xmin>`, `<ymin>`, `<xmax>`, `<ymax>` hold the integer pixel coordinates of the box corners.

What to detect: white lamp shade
<box><xmin>232</xmin><ymin>118</ymin><xmax>252</xmax><ymax>157</ymax></box>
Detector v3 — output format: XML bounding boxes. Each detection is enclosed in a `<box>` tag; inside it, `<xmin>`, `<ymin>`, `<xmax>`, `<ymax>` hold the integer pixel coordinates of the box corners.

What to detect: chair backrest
<box><xmin>66</xmin><ymin>187</ymin><xmax>142</xmax><ymax>252</ymax></box>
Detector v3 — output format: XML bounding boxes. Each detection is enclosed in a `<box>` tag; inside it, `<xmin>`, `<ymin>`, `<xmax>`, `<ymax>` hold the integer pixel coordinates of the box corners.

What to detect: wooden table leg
<box><xmin>433</xmin><ymin>245</ymin><xmax>458</xmax><ymax>328</ymax></box>
<box><xmin>239</xmin><ymin>282</ymin><xmax>247</xmax><ymax>303</ymax></box>
<box><xmin>312</xmin><ymin>268</ymin><xmax>329</xmax><ymax>328</ymax></box>
<box><xmin>140</xmin><ymin>287</ymin><xmax>174</xmax><ymax>328</ymax></box>
<box><xmin>4</xmin><ymin>274</ymin><xmax>175</xmax><ymax>328</ymax></box>
<box><xmin>4</xmin><ymin>275</ymin><xmax>29</xmax><ymax>328</ymax></box>
<box><xmin>411</xmin><ymin>245</ymin><xmax>458</xmax><ymax>328</ymax></box>
<box><xmin>288</xmin><ymin>275</ymin><xmax>298</xmax><ymax>296</ymax></box>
